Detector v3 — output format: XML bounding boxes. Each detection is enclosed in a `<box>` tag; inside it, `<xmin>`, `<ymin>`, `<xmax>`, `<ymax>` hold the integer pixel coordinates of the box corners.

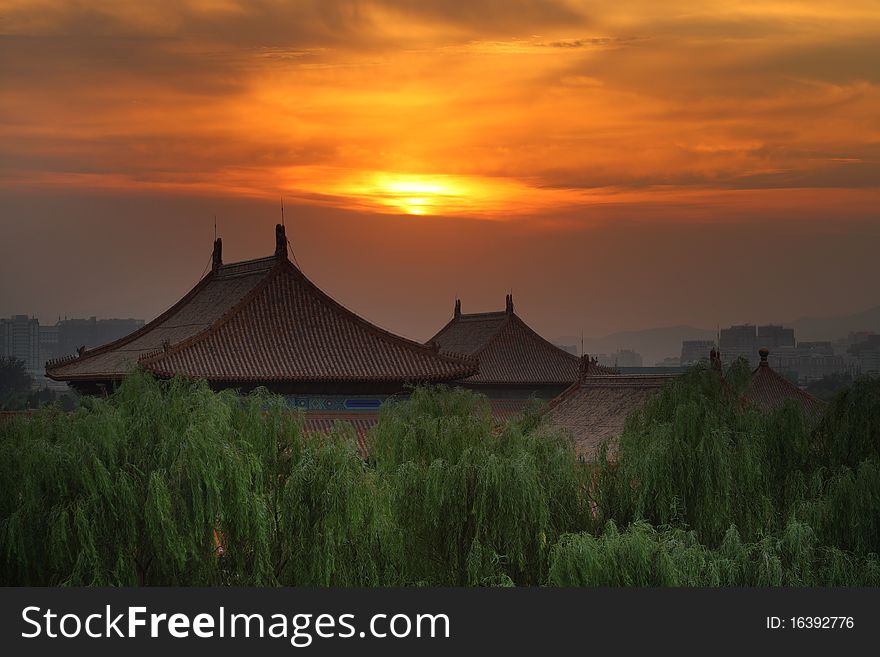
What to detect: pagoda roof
<box><xmin>743</xmin><ymin>348</ymin><xmax>824</xmax><ymax>418</ymax></box>
<box><xmin>48</xmin><ymin>226</ymin><xmax>476</xmax><ymax>385</ymax></box>
<box><xmin>543</xmin><ymin>370</ymin><xmax>676</xmax><ymax>459</ymax></box>
<box><xmin>428</xmin><ymin>296</ymin><xmax>616</xmax><ymax>385</ymax></box>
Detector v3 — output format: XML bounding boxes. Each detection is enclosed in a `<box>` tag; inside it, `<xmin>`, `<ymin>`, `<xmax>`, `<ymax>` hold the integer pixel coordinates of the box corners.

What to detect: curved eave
<box><xmin>144</xmin><ymin>369</ymin><xmax>477</xmax><ymax>384</ymax></box>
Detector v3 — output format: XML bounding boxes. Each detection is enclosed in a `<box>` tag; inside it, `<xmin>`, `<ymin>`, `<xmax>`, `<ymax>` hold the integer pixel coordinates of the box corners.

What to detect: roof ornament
<box><xmin>759</xmin><ymin>347</ymin><xmax>770</xmax><ymax>367</ymax></box>
<box><xmin>212</xmin><ymin>237</ymin><xmax>223</xmax><ymax>272</ymax></box>
<box><xmin>76</xmin><ymin>345</ymin><xmax>86</xmax><ymax>357</ymax></box>
<box><xmin>505</xmin><ymin>293</ymin><xmax>514</xmax><ymax>314</ymax></box>
<box><xmin>454</xmin><ymin>298</ymin><xmax>461</xmax><ymax>319</ymax></box>
<box><xmin>578</xmin><ymin>354</ymin><xmax>590</xmax><ymax>380</ymax></box>
<box><xmin>275</xmin><ymin>223</ymin><xmax>287</xmax><ymax>259</ymax></box>
<box><xmin>710</xmin><ymin>348</ymin><xmax>722</xmax><ymax>372</ymax></box>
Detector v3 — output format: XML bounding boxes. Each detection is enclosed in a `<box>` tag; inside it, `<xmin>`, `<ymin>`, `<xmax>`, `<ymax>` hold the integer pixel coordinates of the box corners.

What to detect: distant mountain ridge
<box><xmin>787</xmin><ymin>305</ymin><xmax>880</xmax><ymax>341</ymax></box>
<box><xmin>556</xmin><ymin>305</ymin><xmax>880</xmax><ymax>366</ymax></box>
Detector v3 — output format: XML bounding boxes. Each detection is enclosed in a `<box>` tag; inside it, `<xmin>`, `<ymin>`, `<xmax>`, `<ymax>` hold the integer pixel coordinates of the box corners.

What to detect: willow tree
<box><xmin>0</xmin><ymin>372</ymin><xmax>273</xmax><ymax>585</ymax></box>
<box><xmin>369</xmin><ymin>386</ymin><xmax>588</xmax><ymax>586</ymax></box>
<box><xmin>548</xmin><ymin>520</ymin><xmax>880</xmax><ymax>587</ymax></box>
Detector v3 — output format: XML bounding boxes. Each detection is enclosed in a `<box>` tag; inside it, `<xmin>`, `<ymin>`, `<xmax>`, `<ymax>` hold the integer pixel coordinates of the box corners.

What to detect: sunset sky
<box><xmin>1</xmin><ymin>1</ymin><xmax>878</xmax><ymax>349</ymax></box>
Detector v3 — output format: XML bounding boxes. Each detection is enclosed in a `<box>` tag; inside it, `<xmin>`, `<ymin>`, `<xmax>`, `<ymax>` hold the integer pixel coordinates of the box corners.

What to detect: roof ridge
<box><xmin>214</xmin><ymin>255</ymin><xmax>279</xmax><ymax>278</ymax></box>
<box><xmin>458</xmin><ymin>310</ymin><xmax>508</xmax><ymax>320</ymax></box>
<box><xmin>427</xmin><ymin>308</ymin><xmax>511</xmax><ymax>355</ymax></box>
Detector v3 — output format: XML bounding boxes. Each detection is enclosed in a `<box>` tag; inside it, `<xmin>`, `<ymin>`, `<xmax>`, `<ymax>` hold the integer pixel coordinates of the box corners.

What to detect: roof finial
<box><xmin>505</xmin><ymin>293</ymin><xmax>514</xmax><ymax>314</ymax></box>
<box><xmin>275</xmin><ymin>223</ymin><xmax>287</xmax><ymax>259</ymax></box>
<box><xmin>579</xmin><ymin>354</ymin><xmax>590</xmax><ymax>380</ymax></box>
<box><xmin>759</xmin><ymin>347</ymin><xmax>769</xmax><ymax>366</ymax></box>
<box><xmin>454</xmin><ymin>298</ymin><xmax>461</xmax><ymax>319</ymax></box>
<box><xmin>212</xmin><ymin>236</ymin><xmax>223</xmax><ymax>272</ymax></box>
<box><xmin>709</xmin><ymin>348</ymin><xmax>722</xmax><ymax>372</ymax></box>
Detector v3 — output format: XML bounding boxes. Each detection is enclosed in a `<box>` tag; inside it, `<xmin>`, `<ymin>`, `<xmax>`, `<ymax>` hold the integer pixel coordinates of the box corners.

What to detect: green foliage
<box><xmin>1</xmin><ymin>369</ymin><xmax>879</xmax><ymax>587</ymax></box>
<box><xmin>548</xmin><ymin>521</ymin><xmax>880</xmax><ymax>587</ymax></box>
<box><xmin>0</xmin><ymin>357</ymin><xmax>34</xmax><ymax>410</ymax></box>
<box><xmin>370</xmin><ymin>386</ymin><xmax>587</xmax><ymax>585</ymax></box>
<box><xmin>806</xmin><ymin>372</ymin><xmax>855</xmax><ymax>402</ymax></box>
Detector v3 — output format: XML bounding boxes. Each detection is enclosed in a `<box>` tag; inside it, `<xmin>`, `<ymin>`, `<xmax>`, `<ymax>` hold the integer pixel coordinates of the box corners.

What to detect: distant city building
<box><xmin>757</xmin><ymin>324</ymin><xmax>795</xmax><ymax>350</ymax></box>
<box><xmin>1</xmin><ymin>315</ymin><xmax>143</xmax><ymax>386</ymax></box>
<box><xmin>680</xmin><ymin>339</ymin><xmax>716</xmax><ymax>365</ymax></box>
<box><xmin>0</xmin><ymin>315</ymin><xmax>40</xmax><ymax>372</ymax></box>
<box><xmin>720</xmin><ymin>324</ymin><xmax>758</xmax><ymax>365</ymax></box>
<box><xmin>554</xmin><ymin>343</ymin><xmax>578</xmax><ymax>356</ymax></box>
<box><xmin>848</xmin><ymin>334</ymin><xmax>880</xmax><ymax>376</ymax></box>
<box><xmin>769</xmin><ymin>341</ymin><xmax>846</xmax><ymax>384</ymax></box>
<box><xmin>596</xmin><ymin>350</ymin><xmax>643</xmax><ymax>368</ymax></box>
<box><xmin>607</xmin><ymin>349</ymin><xmax>643</xmax><ymax>368</ymax></box>
<box><xmin>39</xmin><ymin>324</ymin><xmax>59</xmax><ymax>365</ymax></box>
<box><xmin>56</xmin><ymin>317</ymin><xmax>145</xmax><ymax>358</ymax></box>
<box><xmin>720</xmin><ymin>324</ymin><xmax>795</xmax><ymax>367</ymax></box>
<box><xmin>656</xmin><ymin>356</ymin><xmax>681</xmax><ymax>367</ymax></box>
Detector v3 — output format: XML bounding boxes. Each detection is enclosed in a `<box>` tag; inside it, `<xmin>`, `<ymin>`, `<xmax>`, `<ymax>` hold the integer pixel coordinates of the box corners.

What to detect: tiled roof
<box><xmin>744</xmin><ymin>348</ymin><xmax>824</xmax><ymax>418</ymax></box>
<box><xmin>428</xmin><ymin>297</ymin><xmax>615</xmax><ymax>385</ymax></box>
<box><xmin>543</xmin><ymin>373</ymin><xmax>676</xmax><ymax>459</ymax></box>
<box><xmin>46</xmin><ymin>256</ymin><xmax>274</xmax><ymax>381</ymax></box>
<box><xmin>49</xmin><ymin>227</ymin><xmax>476</xmax><ymax>385</ymax></box>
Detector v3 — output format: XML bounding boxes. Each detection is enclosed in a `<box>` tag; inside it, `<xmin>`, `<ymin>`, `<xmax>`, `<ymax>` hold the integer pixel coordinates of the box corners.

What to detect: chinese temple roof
<box><xmin>543</xmin><ymin>368</ymin><xmax>676</xmax><ymax>458</ymax></box>
<box><xmin>743</xmin><ymin>348</ymin><xmax>824</xmax><ymax>417</ymax></box>
<box><xmin>428</xmin><ymin>296</ymin><xmax>615</xmax><ymax>385</ymax></box>
<box><xmin>47</xmin><ymin>226</ymin><xmax>476</xmax><ymax>385</ymax></box>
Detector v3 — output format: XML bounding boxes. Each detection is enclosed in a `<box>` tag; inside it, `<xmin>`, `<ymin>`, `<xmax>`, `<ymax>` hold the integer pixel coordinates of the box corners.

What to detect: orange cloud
<box><xmin>1</xmin><ymin>1</ymin><xmax>878</xmax><ymax>221</ymax></box>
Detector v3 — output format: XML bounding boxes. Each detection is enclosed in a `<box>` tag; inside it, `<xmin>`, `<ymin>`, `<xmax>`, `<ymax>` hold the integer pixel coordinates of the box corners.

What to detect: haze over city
<box><xmin>1</xmin><ymin>1</ymin><xmax>878</xmax><ymax>343</ymax></box>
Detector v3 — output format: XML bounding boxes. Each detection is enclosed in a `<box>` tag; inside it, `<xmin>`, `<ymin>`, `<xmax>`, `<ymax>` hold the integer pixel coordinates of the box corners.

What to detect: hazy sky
<box><xmin>1</xmin><ymin>0</ymin><xmax>878</xmax><ymax>341</ymax></box>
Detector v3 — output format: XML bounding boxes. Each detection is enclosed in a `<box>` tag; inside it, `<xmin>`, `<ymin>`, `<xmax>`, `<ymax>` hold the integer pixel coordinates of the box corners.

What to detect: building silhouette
<box><xmin>0</xmin><ymin>315</ymin><xmax>40</xmax><ymax>372</ymax></box>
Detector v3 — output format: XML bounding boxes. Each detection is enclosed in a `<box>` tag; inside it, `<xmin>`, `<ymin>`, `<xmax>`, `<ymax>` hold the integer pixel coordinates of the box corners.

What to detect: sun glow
<box><xmin>370</xmin><ymin>175</ymin><xmax>464</xmax><ymax>215</ymax></box>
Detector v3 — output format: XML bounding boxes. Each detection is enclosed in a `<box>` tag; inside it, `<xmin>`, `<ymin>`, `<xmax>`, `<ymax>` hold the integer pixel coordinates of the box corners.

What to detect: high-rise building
<box><xmin>39</xmin><ymin>324</ymin><xmax>59</xmax><ymax>366</ymax></box>
<box><xmin>0</xmin><ymin>315</ymin><xmax>41</xmax><ymax>372</ymax></box>
<box><xmin>769</xmin><ymin>341</ymin><xmax>845</xmax><ymax>384</ymax></box>
<box><xmin>757</xmin><ymin>324</ymin><xmax>795</xmax><ymax>350</ymax></box>
<box><xmin>609</xmin><ymin>349</ymin><xmax>643</xmax><ymax>368</ymax></box>
<box><xmin>848</xmin><ymin>334</ymin><xmax>880</xmax><ymax>376</ymax></box>
<box><xmin>56</xmin><ymin>317</ymin><xmax>144</xmax><ymax>359</ymax></box>
<box><xmin>720</xmin><ymin>324</ymin><xmax>758</xmax><ymax>365</ymax></box>
<box><xmin>680</xmin><ymin>339</ymin><xmax>716</xmax><ymax>365</ymax></box>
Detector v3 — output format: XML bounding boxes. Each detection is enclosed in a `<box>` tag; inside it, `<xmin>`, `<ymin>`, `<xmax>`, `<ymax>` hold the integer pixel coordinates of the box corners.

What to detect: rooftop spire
<box><xmin>275</xmin><ymin>223</ymin><xmax>287</xmax><ymax>259</ymax></box>
<box><xmin>505</xmin><ymin>293</ymin><xmax>514</xmax><ymax>314</ymax></box>
<box><xmin>211</xmin><ymin>237</ymin><xmax>223</xmax><ymax>272</ymax></box>
<box><xmin>578</xmin><ymin>354</ymin><xmax>590</xmax><ymax>380</ymax></box>
<box><xmin>759</xmin><ymin>347</ymin><xmax>769</xmax><ymax>366</ymax></box>
<box><xmin>454</xmin><ymin>298</ymin><xmax>461</xmax><ymax>319</ymax></box>
<box><xmin>709</xmin><ymin>348</ymin><xmax>722</xmax><ymax>372</ymax></box>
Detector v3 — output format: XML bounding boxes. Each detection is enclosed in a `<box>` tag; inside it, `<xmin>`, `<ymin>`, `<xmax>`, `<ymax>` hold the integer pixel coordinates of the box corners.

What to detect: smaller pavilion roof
<box><xmin>543</xmin><ymin>365</ymin><xmax>676</xmax><ymax>459</ymax></box>
<box><xmin>428</xmin><ymin>296</ymin><xmax>616</xmax><ymax>385</ymax></box>
<box><xmin>743</xmin><ymin>348</ymin><xmax>825</xmax><ymax>418</ymax></box>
